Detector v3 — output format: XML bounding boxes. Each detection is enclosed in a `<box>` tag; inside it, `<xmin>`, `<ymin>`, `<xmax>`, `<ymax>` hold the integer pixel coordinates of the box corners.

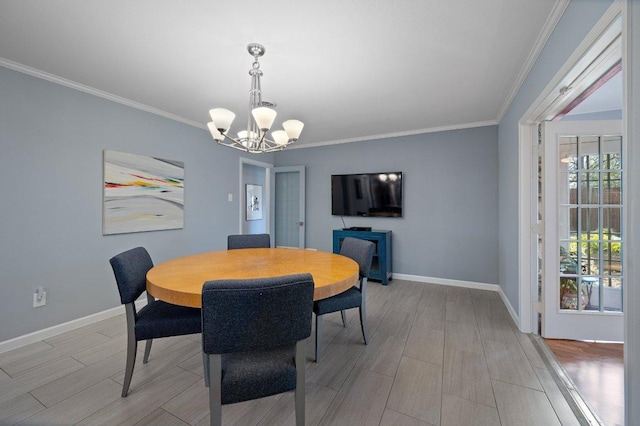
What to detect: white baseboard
<box><xmin>392</xmin><ymin>273</ymin><xmax>500</xmax><ymax>292</ymax></box>
<box><xmin>392</xmin><ymin>273</ymin><xmax>522</xmax><ymax>330</ymax></box>
<box><xmin>0</xmin><ymin>300</ymin><xmax>146</xmax><ymax>355</ymax></box>
<box><xmin>1</xmin><ymin>275</ymin><xmax>524</xmax><ymax>354</ymax></box>
<box><xmin>497</xmin><ymin>287</ymin><xmax>521</xmax><ymax>330</ymax></box>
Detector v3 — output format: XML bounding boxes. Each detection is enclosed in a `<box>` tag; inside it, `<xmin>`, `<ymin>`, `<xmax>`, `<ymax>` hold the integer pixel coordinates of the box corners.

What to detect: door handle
<box><xmin>298</xmin><ymin>222</ymin><xmax>304</xmax><ymax>226</ymax></box>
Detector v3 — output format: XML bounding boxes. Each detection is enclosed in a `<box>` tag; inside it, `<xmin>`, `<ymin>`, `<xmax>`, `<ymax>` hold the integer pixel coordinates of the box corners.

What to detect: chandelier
<box><xmin>207</xmin><ymin>43</ymin><xmax>303</xmax><ymax>153</ymax></box>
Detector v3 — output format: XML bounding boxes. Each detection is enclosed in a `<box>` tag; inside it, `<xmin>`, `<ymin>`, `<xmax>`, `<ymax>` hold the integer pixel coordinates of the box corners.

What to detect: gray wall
<box><xmin>275</xmin><ymin>126</ymin><xmax>499</xmax><ymax>285</ymax></box>
<box><xmin>0</xmin><ymin>66</ymin><xmax>265</xmax><ymax>342</ymax></box>
<box><xmin>0</xmin><ymin>66</ymin><xmax>498</xmax><ymax>342</ymax></box>
<box><xmin>497</xmin><ymin>0</ymin><xmax>615</xmax><ymax>311</ymax></box>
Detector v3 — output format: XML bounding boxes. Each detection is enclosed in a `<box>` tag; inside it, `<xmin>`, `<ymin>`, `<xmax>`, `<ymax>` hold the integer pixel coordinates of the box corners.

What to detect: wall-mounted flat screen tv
<box><xmin>331</xmin><ymin>172</ymin><xmax>403</xmax><ymax>217</ymax></box>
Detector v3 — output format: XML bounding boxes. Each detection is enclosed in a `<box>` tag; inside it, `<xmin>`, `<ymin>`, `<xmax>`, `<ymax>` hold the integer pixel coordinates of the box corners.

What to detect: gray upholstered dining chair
<box><xmin>313</xmin><ymin>237</ymin><xmax>375</xmax><ymax>362</ymax></box>
<box><xmin>227</xmin><ymin>233</ymin><xmax>271</xmax><ymax>249</ymax></box>
<box><xmin>109</xmin><ymin>247</ymin><xmax>201</xmax><ymax>397</ymax></box>
<box><xmin>201</xmin><ymin>273</ymin><xmax>314</xmax><ymax>426</ymax></box>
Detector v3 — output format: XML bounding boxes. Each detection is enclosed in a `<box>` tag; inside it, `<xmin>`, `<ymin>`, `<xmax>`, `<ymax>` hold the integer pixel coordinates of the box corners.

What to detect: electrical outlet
<box><xmin>227</xmin><ymin>193</ymin><xmax>233</xmax><ymax>202</ymax></box>
<box><xmin>33</xmin><ymin>289</ymin><xmax>46</xmax><ymax>308</ymax></box>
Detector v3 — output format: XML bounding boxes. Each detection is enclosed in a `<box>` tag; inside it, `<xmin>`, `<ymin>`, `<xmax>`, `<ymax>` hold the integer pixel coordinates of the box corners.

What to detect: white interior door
<box><xmin>542</xmin><ymin>120</ymin><xmax>623</xmax><ymax>341</ymax></box>
<box><xmin>272</xmin><ymin>166</ymin><xmax>305</xmax><ymax>248</ymax></box>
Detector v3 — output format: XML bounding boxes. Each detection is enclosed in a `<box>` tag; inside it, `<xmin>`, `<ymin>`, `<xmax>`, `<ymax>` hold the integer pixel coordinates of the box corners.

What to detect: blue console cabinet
<box><xmin>333</xmin><ymin>229</ymin><xmax>392</xmax><ymax>285</ymax></box>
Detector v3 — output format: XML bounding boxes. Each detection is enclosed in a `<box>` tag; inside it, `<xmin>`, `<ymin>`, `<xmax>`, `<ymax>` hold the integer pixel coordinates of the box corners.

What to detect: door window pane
<box><xmin>579</xmin><ymin>172</ymin><xmax>599</xmax><ymax>204</ymax></box>
<box><xmin>579</xmin><ymin>135</ymin><xmax>600</xmax><ymax>170</ymax></box>
<box><xmin>582</xmin><ymin>277</ymin><xmax>600</xmax><ymax>311</ymax></box>
<box><xmin>603</xmin><ymin>276</ymin><xmax>623</xmax><ymax>312</ymax></box>
<box><xmin>579</xmin><ymin>208</ymin><xmax>600</xmax><ymax>236</ymax></box>
<box><xmin>603</xmin><ymin>172</ymin><xmax>622</xmax><ymax>204</ymax></box>
<box><xmin>560</xmin><ymin>277</ymin><xmax>579</xmax><ymax>310</ymax></box>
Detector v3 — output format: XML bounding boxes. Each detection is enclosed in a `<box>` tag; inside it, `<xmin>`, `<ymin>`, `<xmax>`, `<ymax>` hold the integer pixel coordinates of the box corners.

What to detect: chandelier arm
<box><xmin>217</xmin><ymin>131</ymin><xmax>294</xmax><ymax>152</ymax></box>
<box><xmin>219</xmin><ymin>131</ymin><xmax>237</xmax><ymax>145</ymax></box>
<box><xmin>219</xmin><ymin>131</ymin><xmax>251</xmax><ymax>152</ymax></box>
<box><xmin>215</xmin><ymin>139</ymin><xmax>250</xmax><ymax>152</ymax></box>
<box><xmin>216</xmin><ymin>137</ymin><xmax>284</xmax><ymax>153</ymax></box>
<box><xmin>263</xmin><ymin>137</ymin><xmax>292</xmax><ymax>146</ymax></box>
<box><xmin>258</xmin><ymin>131</ymin><xmax>268</xmax><ymax>148</ymax></box>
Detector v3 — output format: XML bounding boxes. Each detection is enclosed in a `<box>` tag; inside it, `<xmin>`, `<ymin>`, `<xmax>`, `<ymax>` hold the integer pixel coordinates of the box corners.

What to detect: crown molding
<box><xmin>286</xmin><ymin>120</ymin><xmax>498</xmax><ymax>150</ymax></box>
<box><xmin>0</xmin><ymin>57</ymin><xmax>205</xmax><ymax>129</ymax></box>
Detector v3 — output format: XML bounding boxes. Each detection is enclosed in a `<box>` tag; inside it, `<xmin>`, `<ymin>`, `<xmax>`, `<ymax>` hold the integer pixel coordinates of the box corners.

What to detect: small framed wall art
<box><xmin>246</xmin><ymin>184</ymin><xmax>263</xmax><ymax>221</ymax></box>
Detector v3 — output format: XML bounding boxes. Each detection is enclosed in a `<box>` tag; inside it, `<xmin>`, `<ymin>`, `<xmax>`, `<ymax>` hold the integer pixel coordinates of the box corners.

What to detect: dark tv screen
<box><xmin>331</xmin><ymin>172</ymin><xmax>403</xmax><ymax>217</ymax></box>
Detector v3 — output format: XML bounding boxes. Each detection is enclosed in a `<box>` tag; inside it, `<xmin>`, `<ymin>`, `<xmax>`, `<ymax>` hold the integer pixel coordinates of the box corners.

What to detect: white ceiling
<box><xmin>0</xmin><ymin>0</ymin><xmax>565</xmax><ymax>148</ymax></box>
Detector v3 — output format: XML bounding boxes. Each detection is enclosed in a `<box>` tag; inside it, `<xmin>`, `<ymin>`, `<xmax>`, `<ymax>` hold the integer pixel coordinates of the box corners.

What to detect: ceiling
<box><xmin>0</xmin><ymin>0</ymin><xmax>565</xmax><ymax>148</ymax></box>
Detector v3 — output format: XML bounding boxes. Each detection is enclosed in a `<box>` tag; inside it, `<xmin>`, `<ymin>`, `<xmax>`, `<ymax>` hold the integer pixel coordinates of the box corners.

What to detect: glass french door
<box><xmin>542</xmin><ymin>120</ymin><xmax>623</xmax><ymax>341</ymax></box>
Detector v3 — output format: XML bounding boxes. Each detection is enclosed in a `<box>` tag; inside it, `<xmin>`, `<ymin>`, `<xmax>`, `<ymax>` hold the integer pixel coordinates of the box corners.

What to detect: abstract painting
<box><xmin>103</xmin><ymin>150</ymin><xmax>184</xmax><ymax>235</ymax></box>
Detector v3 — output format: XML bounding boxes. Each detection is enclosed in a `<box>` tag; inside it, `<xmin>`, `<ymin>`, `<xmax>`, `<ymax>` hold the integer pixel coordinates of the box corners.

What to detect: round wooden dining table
<box><xmin>146</xmin><ymin>248</ymin><xmax>359</xmax><ymax>307</ymax></box>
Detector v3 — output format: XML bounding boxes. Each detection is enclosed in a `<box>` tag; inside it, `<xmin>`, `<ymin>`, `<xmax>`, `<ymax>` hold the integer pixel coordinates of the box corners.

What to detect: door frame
<box><xmin>518</xmin><ymin>0</ymin><xmax>627</xmax><ymax>334</ymax></box>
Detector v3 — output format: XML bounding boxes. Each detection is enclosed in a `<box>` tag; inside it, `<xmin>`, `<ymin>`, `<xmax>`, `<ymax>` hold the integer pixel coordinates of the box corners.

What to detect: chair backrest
<box><xmin>340</xmin><ymin>237</ymin><xmax>375</xmax><ymax>279</ymax></box>
<box><xmin>109</xmin><ymin>247</ymin><xmax>154</xmax><ymax>305</ymax></box>
<box><xmin>227</xmin><ymin>233</ymin><xmax>271</xmax><ymax>250</ymax></box>
<box><xmin>202</xmin><ymin>274</ymin><xmax>314</xmax><ymax>354</ymax></box>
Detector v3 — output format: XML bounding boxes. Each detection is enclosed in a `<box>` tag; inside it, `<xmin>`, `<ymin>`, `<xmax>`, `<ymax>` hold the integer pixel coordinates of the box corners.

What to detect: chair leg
<box><xmin>359</xmin><ymin>305</ymin><xmax>368</xmax><ymax>345</ymax></box>
<box><xmin>208</xmin><ymin>354</ymin><xmax>222</xmax><ymax>426</ymax></box>
<box><xmin>143</xmin><ymin>339</ymin><xmax>152</xmax><ymax>363</ymax></box>
<box><xmin>340</xmin><ymin>310</ymin><xmax>347</xmax><ymax>327</ymax></box>
<box><xmin>295</xmin><ymin>340</ymin><xmax>306</xmax><ymax>426</ymax></box>
<box><xmin>122</xmin><ymin>303</ymin><xmax>138</xmax><ymax>397</ymax></box>
<box><xmin>142</xmin><ymin>293</ymin><xmax>156</xmax><ymax>364</ymax></box>
<box><xmin>122</xmin><ymin>331</ymin><xmax>137</xmax><ymax>397</ymax></box>
<box><xmin>359</xmin><ymin>278</ymin><xmax>369</xmax><ymax>345</ymax></box>
<box><xmin>315</xmin><ymin>314</ymin><xmax>323</xmax><ymax>362</ymax></box>
<box><xmin>142</xmin><ymin>293</ymin><xmax>155</xmax><ymax>365</ymax></box>
<box><xmin>203</xmin><ymin>351</ymin><xmax>210</xmax><ymax>388</ymax></box>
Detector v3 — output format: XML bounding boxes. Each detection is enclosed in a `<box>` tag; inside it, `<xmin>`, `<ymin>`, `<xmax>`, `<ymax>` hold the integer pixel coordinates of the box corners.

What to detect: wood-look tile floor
<box><xmin>0</xmin><ymin>280</ymin><xmax>582</xmax><ymax>425</ymax></box>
